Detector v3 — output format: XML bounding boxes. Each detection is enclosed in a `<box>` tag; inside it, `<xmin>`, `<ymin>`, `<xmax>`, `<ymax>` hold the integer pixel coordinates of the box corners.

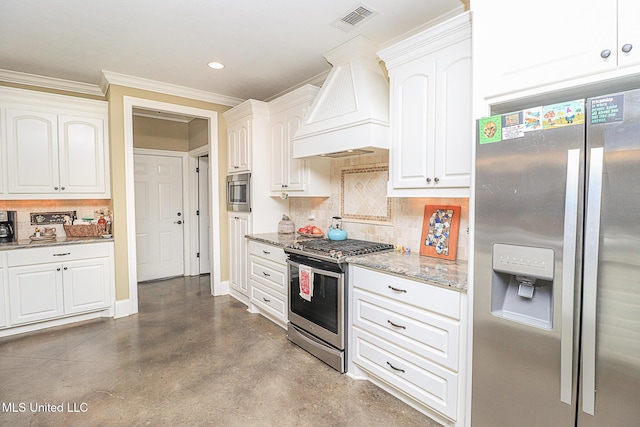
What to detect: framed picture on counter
<box><xmin>420</xmin><ymin>205</ymin><xmax>460</xmax><ymax>260</ymax></box>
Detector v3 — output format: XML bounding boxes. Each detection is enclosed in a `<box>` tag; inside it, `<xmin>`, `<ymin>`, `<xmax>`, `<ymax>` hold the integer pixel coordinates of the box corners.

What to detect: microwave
<box><xmin>226</xmin><ymin>173</ymin><xmax>251</xmax><ymax>212</ymax></box>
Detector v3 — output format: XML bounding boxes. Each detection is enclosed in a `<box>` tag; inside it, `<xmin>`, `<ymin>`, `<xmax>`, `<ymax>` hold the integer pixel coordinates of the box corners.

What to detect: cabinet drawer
<box><xmin>248</xmin><ymin>240</ymin><xmax>286</xmax><ymax>264</ymax></box>
<box><xmin>352</xmin><ymin>267</ymin><xmax>461</xmax><ymax>320</ymax></box>
<box><xmin>249</xmin><ymin>256</ymin><xmax>286</xmax><ymax>294</ymax></box>
<box><xmin>250</xmin><ymin>281</ymin><xmax>287</xmax><ymax>321</ymax></box>
<box><xmin>353</xmin><ymin>288</ymin><xmax>459</xmax><ymax>371</ymax></box>
<box><xmin>7</xmin><ymin>242</ymin><xmax>111</xmax><ymax>267</ymax></box>
<box><xmin>352</xmin><ymin>327</ymin><xmax>458</xmax><ymax>421</ymax></box>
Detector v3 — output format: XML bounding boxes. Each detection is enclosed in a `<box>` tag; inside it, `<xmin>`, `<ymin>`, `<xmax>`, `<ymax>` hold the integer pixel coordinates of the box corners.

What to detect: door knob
<box><xmin>174</xmin><ymin>220</ymin><xmax>183</xmax><ymax>225</ymax></box>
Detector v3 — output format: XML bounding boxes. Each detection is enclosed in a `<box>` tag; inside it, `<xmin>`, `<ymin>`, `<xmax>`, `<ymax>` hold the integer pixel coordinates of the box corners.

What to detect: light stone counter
<box><xmin>0</xmin><ymin>236</ymin><xmax>114</xmax><ymax>251</ymax></box>
<box><xmin>246</xmin><ymin>233</ymin><xmax>467</xmax><ymax>292</ymax></box>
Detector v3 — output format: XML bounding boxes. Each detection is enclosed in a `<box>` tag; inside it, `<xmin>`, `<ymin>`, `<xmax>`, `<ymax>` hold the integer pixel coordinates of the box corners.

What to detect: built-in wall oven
<box><xmin>285</xmin><ymin>239</ymin><xmax>394</xmax><ymax>373</ymax></box>
<box><xmin>226</xmin><ymin>173</ymin><xmax>251</xmax><ymax>212</ymax></box>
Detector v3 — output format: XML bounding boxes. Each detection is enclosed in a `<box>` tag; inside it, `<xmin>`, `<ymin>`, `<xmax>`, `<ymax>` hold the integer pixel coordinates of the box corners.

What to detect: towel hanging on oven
<box><xmin>299</xmin><ymin>264</ymin><xmax>314</xmax><ymax>302</ymax></box>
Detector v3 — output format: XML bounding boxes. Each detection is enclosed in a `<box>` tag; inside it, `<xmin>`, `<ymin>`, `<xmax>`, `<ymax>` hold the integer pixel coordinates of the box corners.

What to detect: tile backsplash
<box><xmin>0</xmin><ymin>200</ymin><xmax>112</xmax><ymax>240</ymax></box>
<box><xmin>289</xmin><ymin>153</ymin><xmax>469</xmax><ymax>261</ymax></box>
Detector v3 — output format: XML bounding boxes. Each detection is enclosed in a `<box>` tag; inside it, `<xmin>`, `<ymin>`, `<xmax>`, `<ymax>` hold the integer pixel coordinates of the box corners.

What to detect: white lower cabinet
<box><xmin>349</xmin><ymin>266</ymin><xmax>467</xmax><ymax>425</ymax></box>
<box><xmin>0</xmin><ymin>256</ymin><xmax>7</xmax><ymax>328</ymax></box>
<box><xmin>228</xmin><ymin>213</ymin><xmax>251</xmax><ymax>303</ymax></box>
<box><xmin>4</xmin><ymin>242</ymin><xmax>113</xmax><ymax>329</ymax></box>
<box><xmin>248</xmin><ymin>240</ymin><xmax>288</xmax><ymax>328</ymax></box>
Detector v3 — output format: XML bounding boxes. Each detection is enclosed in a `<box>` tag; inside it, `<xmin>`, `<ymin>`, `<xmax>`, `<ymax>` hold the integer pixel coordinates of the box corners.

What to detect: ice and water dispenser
<box><xmin>491</xmin><ymin>244</ymin><xmax>555</xmax><ymax>329</ymax></box>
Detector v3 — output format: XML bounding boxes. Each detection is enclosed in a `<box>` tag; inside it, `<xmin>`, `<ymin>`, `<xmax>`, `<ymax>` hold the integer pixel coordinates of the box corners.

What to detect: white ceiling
<box><xmin>0</xmin><ymin>1</ymin><xmax>465</xmax><ymax>102</ymax></box>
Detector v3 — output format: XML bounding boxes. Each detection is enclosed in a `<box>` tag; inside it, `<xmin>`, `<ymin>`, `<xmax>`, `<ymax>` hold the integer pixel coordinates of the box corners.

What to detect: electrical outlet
<box><xmin>308</xmin><ymin>214</ymin><xmax>315</xmax><ymax>221</ymax></box>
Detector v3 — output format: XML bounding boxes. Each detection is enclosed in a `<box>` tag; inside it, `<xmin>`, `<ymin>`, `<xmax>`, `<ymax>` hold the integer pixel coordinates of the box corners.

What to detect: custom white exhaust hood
<box><xmin>292</xmin><ymin>35</ymin><xmax>389</xmax><ymax>159</ymax></box>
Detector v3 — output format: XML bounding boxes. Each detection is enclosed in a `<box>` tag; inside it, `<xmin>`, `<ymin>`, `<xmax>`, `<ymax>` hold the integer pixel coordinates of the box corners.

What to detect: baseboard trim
<box><xmin>114</xmin><ymin>299</ymin><xmax>132</xmax><ymax>318</ymax></box>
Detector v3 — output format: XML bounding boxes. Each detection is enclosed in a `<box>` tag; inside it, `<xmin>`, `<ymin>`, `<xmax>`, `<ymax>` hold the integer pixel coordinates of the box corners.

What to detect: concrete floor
<box><xmin>0</xmin><ymin>275</ymin><xmax>443</xmax><ymax>426</ymax></box>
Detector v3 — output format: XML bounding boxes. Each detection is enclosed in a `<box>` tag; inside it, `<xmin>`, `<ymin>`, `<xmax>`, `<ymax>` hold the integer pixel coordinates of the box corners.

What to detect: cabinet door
<box><xmin>237</xmin><ymin>215</ymin><xmax>249</xmax><ymax>295</ymax></box>
<box><xmin>228</xmin><ymin>215</ymin><xmax>249</xmax><ymax>295</ymax></box>
<box><xmin>284</xmin><ymin>106</ymin><xmax>307</xmax><ymax>191</ymax></box>
<box><xmin>0</xmin><ymin>269</ymin><xmax>6</xmax><ymax>328</ymax></box>
<box><xmin>228</xmin><ymin>216</ymin><xmax>239</xmax><ymax>290</ymax></box>
<box><xmin>236</xmin><ymin>119</ymin><xmax>251</xmax><ymax>172</ymax></box>
<box><xmin>8</xmin><ymin>264</ymin><xmax>64</xmax><ymax>325</ymax></box>
<box><xmin>433</xmin><ymin>40</ymin><xmax>472</xmax><ymax>189</ymax></box>
<box><xmin>618</xmin><ymin>0</ymin><xmax>640</xmax><ymax>69</ymax></box>
<box><xmin>6</xmin><ymin>109</ymin><xmax>60</xmax><ymax>194</ymax></box>
<box><xmin>227</xmin><ymin>122</ymin><xmax>239</xmax><ymax>173</ymax></box>
<box><xmin>269</xmin><ymin>111</ymin><xmax>287</xmax><ymax>191</ymax></box>
<box><xmin>58</xmin><ymin>115</ymin><xmax>106</xmax><ymax>194</ymax></box>
<box><xmin>389</xmin><ymin>56</ymin><xmax>436</xmax><ymax>189</ymax></box>
<box><xmin>62</xmin><ymin>258</ymin><xmax>111</xmax><ymax>314</ymax></box>
<box><xmin>475</xmin><ymin>0</ymin><xmax>617</xmax><ymax>98</ymax></box>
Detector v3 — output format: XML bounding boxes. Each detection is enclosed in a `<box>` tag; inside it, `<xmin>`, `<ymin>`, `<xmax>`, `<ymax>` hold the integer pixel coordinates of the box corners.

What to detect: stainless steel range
<box><xmin>285</xmin><ymin>238</ymin><xmax>394</xmax><ymax>372</ymax></box>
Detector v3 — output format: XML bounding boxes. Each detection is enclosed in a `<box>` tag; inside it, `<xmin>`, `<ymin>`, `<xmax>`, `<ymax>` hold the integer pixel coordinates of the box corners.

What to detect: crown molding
<box><xmin>0</xmin><ymin>69</ymin><xmax>104</xmax><ymax>97</ymax></box>
<box><xmin>100</xmin><ymin>70</ymin><xmax>244</xmax><ymax>107</ymax></box>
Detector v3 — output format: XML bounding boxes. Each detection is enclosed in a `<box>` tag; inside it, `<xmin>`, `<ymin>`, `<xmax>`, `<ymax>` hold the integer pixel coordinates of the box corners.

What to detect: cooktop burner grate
<box><xmin>287</xmin><ymin>238</ymin><xmax>394</xmax><ymax>259</ymax></box>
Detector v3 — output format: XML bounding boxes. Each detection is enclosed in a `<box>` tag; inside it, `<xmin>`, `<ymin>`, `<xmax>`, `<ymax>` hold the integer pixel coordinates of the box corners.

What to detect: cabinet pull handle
<box><xmin>386</xmin><ymin>361</ymin><xmax>405</xmax><ymax>373</ymax></box>
<box><xmin>61</xmin><ymin>187</ymin><xmax>65</xmax><ymax>190</ymax></box>
<box><xmin>64</xmin><ymin>267</ymin><xmax>68</xmax><ymax>270</ymax></box>
<box><xmin>622</xmin><ymin>43</ymin><xmax>633</xmax><ymax>53</ymax></box>
<box><xmin>388</xmin><ymin>285</ymin><xmax>407</xmax><ymax>293</ymax></box>
<box><xmin>426</xmin><ymin>177</ymin><xmax>432</xmax><ymax>183</ymax></box>
<box><xmin>57</xmin><ymin>267</ymin><xmax>61</xmax><ymax>271</ymax></box>
<box><xmin>600</xmin><ymin>49</ymin><xmax>611</xmax><ymax>58</ymax></box>
<box><xmin>434</xmin><ymin>177</ymin><xmax>440</xmax><ymax>183</ymax></box>
<box><xmin>262</xmin><ymin>272</ymin><xmax>271</xmax><ymax>277</ymax></box>
<box><xmin>54</xmin><ymin>186</ymin><xmax>59</xmax><ymax>190</ymax></box>
<box><xmin>53</xmin><ymin>253</ymin><xmax>71</xmax><ymax>256</ymax></box>
<box><xmin>387</xmin><ymin>320</ymin><xmax>406</xmax><ymax>329</ymax></box>
<box><xmin>262</xmin><ymin>250</ymin><xmax>271</xmax><ymax>255</ymax></box>
<box><xmin>262</xmin><ymin>297</ymin><xmax>271</xmax><ymax>303</ymax></box>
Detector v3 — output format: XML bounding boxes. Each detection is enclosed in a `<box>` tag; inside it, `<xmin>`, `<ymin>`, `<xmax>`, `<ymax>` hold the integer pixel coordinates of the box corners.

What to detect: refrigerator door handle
<box><xmin>582</xmin><ymin>147</ymin><xmax>604</xmax><ymax>416</ymax></box>
<box><xmin>560</xmin><ymin>149</ymin><xmax>581</xmax><ymax>405</ymax></box>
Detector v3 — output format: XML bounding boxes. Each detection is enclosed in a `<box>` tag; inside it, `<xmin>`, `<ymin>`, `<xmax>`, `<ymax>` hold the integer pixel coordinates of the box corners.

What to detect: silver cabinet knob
<box><xmin>600</xmin><ymin>49</ymin><xmax>612</xmax><ymax>58</ymax></box>
<box><xmin>622</xmin><ymin>43</ymin><xmax>633</xmax><ymax>53</ymax></box>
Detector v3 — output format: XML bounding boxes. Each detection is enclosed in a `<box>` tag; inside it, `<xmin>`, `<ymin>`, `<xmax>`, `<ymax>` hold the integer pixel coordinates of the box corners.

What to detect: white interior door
<box><xmin>134</xmin><ymin>154</ymin><xmax>184</xmax><ymax>281</ymax></box>
<box><xmin>198</xmin><ymin>156</ymin><xmax>211</xmax><ymax>274</ymax></box>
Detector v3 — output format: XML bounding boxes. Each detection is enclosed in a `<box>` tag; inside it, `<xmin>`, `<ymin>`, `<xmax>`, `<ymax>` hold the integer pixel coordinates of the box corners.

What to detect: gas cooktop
<box><xmin>285</xmin><ymin>238</ymin><xmax>394</xmax><ymax>263</ymax></box>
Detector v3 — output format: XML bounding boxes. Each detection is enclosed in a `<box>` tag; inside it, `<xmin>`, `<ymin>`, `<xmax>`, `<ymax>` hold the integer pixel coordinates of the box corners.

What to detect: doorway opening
<box><xmin>123</xmin><ymin>97</ymin><xmax>222</xmax><ymax>315</ymax></box>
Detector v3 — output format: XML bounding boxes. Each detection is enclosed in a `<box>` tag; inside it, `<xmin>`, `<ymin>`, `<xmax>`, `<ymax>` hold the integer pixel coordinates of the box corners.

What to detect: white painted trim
<box><xmin>114</xmin><ymin>299</ymin><xmax>131</xmax><ymax>319</ymax></box>
<box><xmin>189</xmin><ymin>145</ymin><xmax>213</xmax><ymax>276</ymax></box>
<box><xmin>103</xmin><ymin>71</ymin><xmax>244</xmax><ymax>107</ymax></box>
<box><xmin>0</xmin><ymin>68</ymin><xmax>104</xmax><ymax>97</ymax></box>
<box><xmin>123</xmin><ymin>97</ymin><xmax>223</xmax><ymax>313</ymax></box>
<box><xmin>133</xmin><ymin>148</ymin><xmax>192</xmax><ymax>277</ymax></box>
<box><xmin>0</xmin><ymin>310</ymin><xmax>110</xmax><ymax>338</ymax></box>
<box><xmin>216</xmin><ymin>280</ymin><xmax>230</xmax><ymax>297</ymax></box>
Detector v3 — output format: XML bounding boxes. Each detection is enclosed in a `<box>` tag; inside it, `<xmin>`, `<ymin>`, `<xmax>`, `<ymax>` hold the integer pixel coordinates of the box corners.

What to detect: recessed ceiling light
<box><xmin>207</xmin><ymin>61</ymin><xmax>225</xmax><ymax>70</ymax></box>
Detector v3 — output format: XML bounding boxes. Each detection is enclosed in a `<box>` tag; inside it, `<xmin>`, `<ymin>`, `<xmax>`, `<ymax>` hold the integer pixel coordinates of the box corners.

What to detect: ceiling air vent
<box><xmin>331</xmin><ymin>4</ymin><xmax>377</xmax><ymax>32</ymax></box>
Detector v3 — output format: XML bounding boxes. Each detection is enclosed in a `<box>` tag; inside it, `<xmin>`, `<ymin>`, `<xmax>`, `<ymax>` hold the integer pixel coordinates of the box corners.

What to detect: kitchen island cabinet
<box><xmin>247</xmin><ymin>239</ymin><xmax>288</xmax><ymax>328</ymax></box>
<box><xmin>268</xmin><ymin>85</ymin><xmax>330</xmax><ymax>197</ymax></box>
<box><xmin>379</xmin><ymin>12</ymin><xmax>471</xmax><ymax>198</ymax></box>
<box><xmin>474</xmin><ymin>0</ymin><xmax>640</xmax><ymax>101</ymax></box>
<box><xmin>1</xmin><ymin>86</ymin><xmax>110</xmax><ymax>199</ymax></box>
<box><xmin>348</xmin><ymin>265</ymin><xmax>468</xmax><ymax>426</ymax></box>
<box><xmin>1</xmin><ymin>240</ymin><xmax>114</xmax><ymax>336</ymax></box>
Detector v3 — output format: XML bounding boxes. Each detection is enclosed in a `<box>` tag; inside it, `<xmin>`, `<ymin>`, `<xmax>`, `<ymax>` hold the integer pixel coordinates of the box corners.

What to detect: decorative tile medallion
<box><xmin>340</xmin><ymin>165</ymin><xmax>392</xmax><ymax>223</ymax></box>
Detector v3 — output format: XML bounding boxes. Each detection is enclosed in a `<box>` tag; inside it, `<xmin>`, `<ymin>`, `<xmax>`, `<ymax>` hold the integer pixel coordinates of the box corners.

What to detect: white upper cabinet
<box><xmin>226</xmin><ymin>116</ymin><xmax>251</xmax><ymax>173</ymax></box>
<box><xmin>379</xmin><ymin>12</ymin><xmax>472</xmax><ymax>198</ymax></box>
<box><xmin>268</xmin><ymin>85</ymin><xmax>330</xmax><ymax>197</ymax></box>
<box><xmin>0</xmin><ymin>87</ymin><xmax>110</xmax><ymax>199</ymax></box>
<box><xmin>474</xmin><ymin>0</ymin><xmax>640</xmax><ymax>100</ymax></box>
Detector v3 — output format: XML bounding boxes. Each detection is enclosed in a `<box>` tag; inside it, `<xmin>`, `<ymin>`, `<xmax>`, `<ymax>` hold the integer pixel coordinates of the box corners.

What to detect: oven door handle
<box><xmin>287</xmin><ymin>259</ymin><xmax>344</xmax><ymax>279</ymax></box>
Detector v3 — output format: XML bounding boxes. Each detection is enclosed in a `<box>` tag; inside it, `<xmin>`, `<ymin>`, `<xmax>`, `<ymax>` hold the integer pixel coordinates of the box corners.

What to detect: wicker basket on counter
<box><xmin>63</xmin><ymin>224</ymin><xmax>107</xmax><ymax>237</ymax></box>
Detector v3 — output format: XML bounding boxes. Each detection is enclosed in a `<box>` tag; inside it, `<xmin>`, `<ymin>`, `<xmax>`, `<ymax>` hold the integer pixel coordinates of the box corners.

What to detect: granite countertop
<box><xmin>0</xmin><ymin>236</ymin><xmax>114</xmax><ymax>251</ymax></box>
<box><xmin>246</xmin><ymin>233</ymin><xmax>467</xmax><ymax>292</ymax></box>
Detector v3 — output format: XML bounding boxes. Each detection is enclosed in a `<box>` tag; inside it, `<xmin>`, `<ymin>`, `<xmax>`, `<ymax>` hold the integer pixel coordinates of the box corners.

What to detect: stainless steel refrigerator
<box><xmin>472</xmin><ymin>89</ymin><xmax>640</xmax><ymax>426</ymax></box>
